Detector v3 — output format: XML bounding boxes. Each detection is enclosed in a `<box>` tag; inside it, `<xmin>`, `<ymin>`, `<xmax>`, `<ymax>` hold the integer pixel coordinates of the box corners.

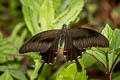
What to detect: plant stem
<box><xmin>105</xmin><ymin>52</ymin><xmax>112</xmax><ymax>80</ymax></box>
<box><xmin>106</xmin><ymin>72</ymin><xmax>111</xmax><ymax>80</ymax></box>
<box><xmin>105</xmin><ymin>53</ymin><xmax>109</xmax><ymax>72</ymax></box>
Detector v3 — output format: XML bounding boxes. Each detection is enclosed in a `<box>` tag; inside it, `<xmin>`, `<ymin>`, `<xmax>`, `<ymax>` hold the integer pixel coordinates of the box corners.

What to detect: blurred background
<box><xmin>0</xmin><ymin>0</ymin><xmax>120</xmax><ymax>80</ymax></box>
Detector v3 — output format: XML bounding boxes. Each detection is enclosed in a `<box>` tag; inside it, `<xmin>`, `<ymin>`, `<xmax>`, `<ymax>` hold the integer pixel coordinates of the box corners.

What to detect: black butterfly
<box><xmin>19</xmin><ymin>24</ymin><xmax>109</xmax><ymax>71</ymax></box>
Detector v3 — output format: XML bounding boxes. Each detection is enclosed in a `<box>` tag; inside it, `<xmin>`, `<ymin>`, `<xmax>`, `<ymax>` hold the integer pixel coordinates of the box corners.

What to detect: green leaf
<box><xmin>20</xmin><ymin>0</ymin><xmax>41</xmax><ymax>35</ymax></box>
<box><xmin>115</xmin><ymin>48</ymin><xmax>120</xmax><ymax>54</ymax></box>
<box><xmin>82</xmin><ymin>54</ymin><xmax>97</xmax><ymax>67</ymax></box>
<box><xmin>112</xmin><ymin>29</ymin><xmax>120</xmax><ymax>50</ymax></box>
<box><xmin>86</xmin><ymin>24</ymin><xmax>120</xmax><ymax>71</ymax></box>
<box><xmin>0</xmin><ymin>22</ymin><xmax>27</xmax><ymax>63</ymax></box>
<box><xmin>9</xmin><ymin>22</ymin><xmax>24</xmax><ymax>41</ymax></box>
<box><xmin>30</xmin><ymin>59</ymin><xmax>42</xmax><ymax>79</ymax></box>
<box><xmin>113</xmin><ymin>75</ymin><xmax>120</xmax><ymax>80</ymax></box>
<box><xmin>53</xmin><ymin>0</ymin><xmax>71</xmax><ymax>16</ymax></box>
<box><xmin>52</xmin><ymin>0</ymin><xmax>84</xmax><ymax>29</ymax></box>
<box><xmin>101</xmin><ymin>25</ymin><xmax>120</xmax><ymax>70</ymax></box>
<box><xmin>22</xmin><ymin>6</ymin><xmax>35</xmax><ymax>35</ymax></box>
<box><xmin>9</xmin><ymin>69</ymin><xmax>27</xmax><ymax>80</ymax></box>
<box><xmin>0</xmin><ymin>71</ymin><xmax>13</xmax><ymax>80</ymax></box>
<box><xmin>0</xmin><ymin>32</ymin><xmax>3</xmax><ymax>39</ymax></box>
<box><xmin>108</xmin><ymin>52</ymin><xmax>117</xmax><ymax>70</ymax></box>
<box><xmin>0</xmin><ymin>35</ymin><xmax>15</xmax><ymax>63</ymax></box>
<box><xmin>0</xmin><ymin>65</ymin><xmax>8</xmax><ymax>72</ymax></box>
<box><xmin>102</xmin><ymin>24</ymin><xmax>114</xmax><ymax>48</ymax></box>
<box><xmin>24</xmin><ymin>53</ymin><xmax>42</xmax><ymax>79</ymax></box>
<box><xmin>86</xmin><ymin>48</ymin><xmax>107</xmax><ymax>67</ymax></box>
<box><xmin>40</xmin><ymin>0</ymin><xmax>55</xmax><ymax>31</ymax></box>
<box><xmin>0</xmin><ymin>54</ymin><xmax>7</xmax><ymax>63</ymax></box>
<box><xmin>56</xmin><ymin>59</ymin><xmax>87</xmax><ymax>80</ymax></box>
<box><xmin>38</xmin><ymin>65</ymin><xmax>51</xmax><ymax>80</ymax></box>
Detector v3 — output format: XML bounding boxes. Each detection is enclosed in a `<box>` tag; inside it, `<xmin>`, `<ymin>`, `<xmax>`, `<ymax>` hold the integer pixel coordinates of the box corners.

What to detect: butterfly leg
<box><xmin>75</xmin><ymin>58</ymin><xmax>82</xmax><ymax>72</ymax></box>
<box><xmin>38</xmin><ymin>62</ymin><xmax>45</xmax><ymax>74</ymax></box>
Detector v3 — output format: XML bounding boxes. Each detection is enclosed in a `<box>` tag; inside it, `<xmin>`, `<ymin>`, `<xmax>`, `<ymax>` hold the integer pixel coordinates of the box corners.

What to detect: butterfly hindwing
<box><xmin>64</xmin><ymin>32</ymin><xmax>85</xmax><ymax>61</ymax></box>
<box><xmin>40</xmin><ymin>36</ymin><xmax>61</xmax><ymax>64</ymax></box>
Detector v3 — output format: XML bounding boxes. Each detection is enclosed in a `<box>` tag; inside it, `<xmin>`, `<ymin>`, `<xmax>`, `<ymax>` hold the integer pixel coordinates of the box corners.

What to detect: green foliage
<box><xmin>0</xmin><ymin>71</ymin><xmax>13</xmax><ymax>80</ymax></box>
<box><xmin>0</xmin><ymin>23</ymin><xmax>27</xmax><ymax>63</ymax></box>
<box><xmin>20</xmin><ymin>0</ymin><xmax>84</xmax><ymax>35</ymax></box>
<box><xmin>112</xmin><ymin>29</ymin><xmax>120</xmax><ymax>50</ymax></box>
<box><xmin>52</xmin><ymin>0</ymin><xmax>84</xmax><ymax>28</ymax></box>
<box><xmin>82</xmin><ymin>54</ymin><xmax>97</xmax><ymax>67</ymax></box>
<box><xmin>0</xmin><ymin>23</ymin><xmax>28</xmax><ymax>80</ymax></box>
<box><xmin>113</xmin><ymin>76</ymin><xmax>120</xmax><ymax>80</ymax></box>
<box><xmin>86</xmin><ymin>24</ymin><xmax>120</xmax><ymax>79</ymax></box>
<box><xmin>102</xmin><ymin>24</ymin><xmax>114</xmax><ymax>48</ymax></box>
<box><xmin>56</xmin><ymin>60</ymin><xmax>87</xmax><ymax>80</ymax></box>
<box><xmin>1</xmin><ymin>0</ymin><xmax>120</xmax><ymax>80</ymax></box>
<box><xmin>19</xmin><ymin>0</ymin><xmax>86</xmax><ymax>80</ymax></box>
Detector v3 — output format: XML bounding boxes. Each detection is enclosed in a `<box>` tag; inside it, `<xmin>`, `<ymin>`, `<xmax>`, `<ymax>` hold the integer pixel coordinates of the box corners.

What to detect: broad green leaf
<box><xmin>112</xmin><ymin>72</ymin><xmax>120</xmax><ymax>80</ymax></box>
<box><xmin>0</xmin><ymin>65</ymin><xmax>8</xmax><ymax>72</ymax></box>
<box><xmin>108</xmin><ymin>52</ymin><xmax>117</xmax><ymax>70</ymax></box>
<box><xmin>0</xmin><ymin>35</ymin><xmax>15</xmax><ymax>63</ymax></box>
<box><xmin>102</xmin><ymin>24</ymin><xmax>114</xmax><ymax>48</ymax></box>
<box><xmin>30</xmin><ymin>59</ymin><xmax>42</xmax><ymax>79</ymax></box>
<box><xmin>22</xmin><ymin>6</ymin><xmax>35</xmax><ymax>35</ymax></box>
<box><xmin>0</xmin><ymin>54</ymin><xmax>6</xmax><ymax>63</ymax></box>
<box><xmin>115</xmin><ymin>48</ymin><xmax>120</xmax><ymax>54</ymax></box>
<box><xmin>20</xmin><ymin>0</ymin><xmax>55</xmax><ymax>34</ymax></box>
<box><xmin>0</xmin><ymin>26</ymin><xmax>27</xmax><ymax>63</ymax></box>
<box><xmin>82</xmin><ymin>54</ymin><xmax>97</xmax><ymax>67</ymax></box>
<box><xmin>0</xmin><ymin>32</ymin><xmax>3</xmax><ymax>39</ymax></box>
<box><xmin>56</xmin><ymin>59</ymin><xmax>87</xmax><ymax>80</ymax></box>
<box><xmin>86</xmin><ymin>48</ymin><xmax>107</xmax><ymax>67</ymax></box>
<box><xmin>53</xmin><ymin>0</ymin><xmax>71</xmax><ymax>17</ymax></box>
<box><xmin>0</xmin><ymin>71</ymin><xmax>13</xmax><ymax>80</ymax></box>
<box><xmin>10</xmin><ymin>22</ymin><xmax>24</xmax><ymax>41</ymax></box>
<box><xmin>0</xmin><ymin>23</ymin><xmax>28</xmax><ymax>75</ymax></box>
<box><xmin>87</xmin><ymin>24</ymin><xmax>120</xmax><ymax>71</ymax></box>
<box><xmin>0</xmin><ymin>63</ymin><xmax>21</xmax><ymax>72</ymax></box>
<box><xmin>52</xmin><ymin>0</ymin><xmax>84</xmax><ymax>29</ymax></box>
<box><xmin>113</xmin><ymin>75</ymin><xmax>120</xmax><ymax>80</ymax></box>
<box><xmin>9</xmin><ymin>69</ymin><xmax>27</xmax><ymax>80</ymax></box>
<box><xmin>20</xmin><ymin>0</ymin><xmax>41</xmax><ymax>35</ymax></box>
<box><xmin>27</xmin><ymin>70</ymin><xmax>34</xmax><ymax>80</ymax></box>
<box><xmin>112</xmin><ymin>29</ymin><xmax>120</xmax><ymax>50</ymax></box>
<box><xmin>24</xmin><ymin>53</ymin><xmax>42</xmax><ymax>79</ymax></box>
<box><xmin>38</xmin><ymin>65</ymin><xmax>51</xmax><ymax>80</ymax></box>
<box><xmin>101</xmin><ymin>24</ymin><xmax>120</xmax><ymax>70</ymax></box>
<box><xmin>40</xmin><ymin>0</ymin><xmax>55</xmax><ymax>31</ymax></box>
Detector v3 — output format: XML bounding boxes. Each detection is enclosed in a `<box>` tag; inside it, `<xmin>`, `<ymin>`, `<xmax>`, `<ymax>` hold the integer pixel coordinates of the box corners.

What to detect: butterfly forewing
<box><xmin>68</xmin><ymin>28</ymin><xmax>109</xmax><ymax>49</ymax></box>
<box><xmin>19</xmin><ymin>30</ymin><xmax>61</xmax><ymax>53</ymax></box>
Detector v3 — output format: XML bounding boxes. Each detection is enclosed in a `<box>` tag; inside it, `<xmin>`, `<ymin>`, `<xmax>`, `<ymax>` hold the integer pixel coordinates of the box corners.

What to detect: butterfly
<box><xmin>19</xmin><ymin>24</ymin><xmax>109</xmax><ymax>71</ymax></box>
